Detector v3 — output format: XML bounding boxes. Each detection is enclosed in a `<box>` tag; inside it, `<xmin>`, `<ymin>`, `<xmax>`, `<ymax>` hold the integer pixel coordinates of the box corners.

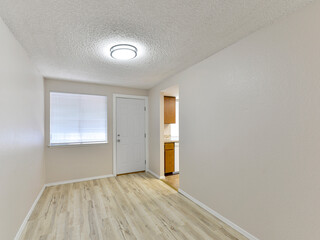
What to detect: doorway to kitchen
<box><xmin>161</xmin><ymin>85</ymin><xmax>179</xmax><ymax>190</ymax></box>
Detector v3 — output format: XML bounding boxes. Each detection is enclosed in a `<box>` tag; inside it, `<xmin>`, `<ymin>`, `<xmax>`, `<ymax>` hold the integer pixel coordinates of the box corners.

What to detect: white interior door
<box><xmin>116</xmin><ymin>97</ymin><xmax>146</xmax><ymax>174</ymax></box>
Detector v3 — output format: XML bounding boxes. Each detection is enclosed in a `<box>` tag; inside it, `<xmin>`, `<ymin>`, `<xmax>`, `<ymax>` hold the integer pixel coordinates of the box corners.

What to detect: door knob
<box><xmin>117</xmin><ymin>139</ymin><xmax>120</xmax><ymax>142</ymax></box>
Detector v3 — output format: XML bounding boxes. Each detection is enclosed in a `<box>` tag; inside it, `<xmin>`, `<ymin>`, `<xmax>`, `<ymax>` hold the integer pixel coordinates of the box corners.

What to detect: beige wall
<box><xmin>149</xmin><ymin>2</ymin><xmax>320</xmax><ymax>239</ymax></box>
<box><xmin>44</xmin><ymin>78</ymin><xmax>147</xmax><ymax>183</ymax></box>
<box><xmin>0</xmin><ymin>18</ymin><xmax>44</xmax><ymax>239</ymax></box>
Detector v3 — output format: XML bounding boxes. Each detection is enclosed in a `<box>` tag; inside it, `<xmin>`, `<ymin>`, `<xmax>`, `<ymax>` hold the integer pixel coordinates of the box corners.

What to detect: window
<box><xmin>170</xmin><ymin>100</ymin><xmax>179</xmax><ymax>137</ymax></box>
<box><xmin>50</xmin><ymin>92</ymin><xmax>107</xmax><ymax>145</ymax></box>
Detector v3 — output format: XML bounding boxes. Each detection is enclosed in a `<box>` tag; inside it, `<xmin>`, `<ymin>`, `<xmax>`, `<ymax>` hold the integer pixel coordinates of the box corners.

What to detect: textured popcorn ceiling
<box><xmin>0</xmin><ymin>0</ymin><xmax>313</xmax><ymax>89</ymax></box>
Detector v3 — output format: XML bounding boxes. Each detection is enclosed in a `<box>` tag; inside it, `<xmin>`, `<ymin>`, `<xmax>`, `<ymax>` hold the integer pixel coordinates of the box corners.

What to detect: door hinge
<box><xmin>145</xmin><ymin>160</ymin><xmax>146</xmax><ymax>164</ymax></box>
<box><xmin>144</xmin><ymin>106</ymin><xmax>146</xmax><ymax>111</ymax></box>
<box><xmin>144</xmin><ymin>133</ymin><xmax>146</xmax><ymax>138</ymax></box>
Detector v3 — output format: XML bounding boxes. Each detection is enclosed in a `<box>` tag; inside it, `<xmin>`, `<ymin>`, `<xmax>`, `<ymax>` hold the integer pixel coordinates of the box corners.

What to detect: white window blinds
<box><xmin>50</xmin><ymin>92</ymin><xmax>107</xmax><ymax>145</ymax></box>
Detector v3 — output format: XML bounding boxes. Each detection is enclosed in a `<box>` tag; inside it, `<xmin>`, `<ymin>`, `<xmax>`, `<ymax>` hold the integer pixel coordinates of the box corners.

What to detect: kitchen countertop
<box><xmin>164</xmin><ymin>136</ymin><xmax>179</xmax><ymax>143</ymax></box>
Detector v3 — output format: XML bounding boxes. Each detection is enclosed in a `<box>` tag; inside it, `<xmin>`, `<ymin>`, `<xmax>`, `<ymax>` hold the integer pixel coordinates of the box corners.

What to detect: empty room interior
<box><xmin>1</xmin><ymin>1</ymin><xmax>320</xmax><ymax>239</ymax></box>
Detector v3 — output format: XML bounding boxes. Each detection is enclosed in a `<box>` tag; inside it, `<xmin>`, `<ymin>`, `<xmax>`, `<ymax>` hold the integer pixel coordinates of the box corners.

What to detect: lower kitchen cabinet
<box><xmin>164</xmin><ymin>142</ymin><xmax>175</xmax><ymax>174</ymax></box>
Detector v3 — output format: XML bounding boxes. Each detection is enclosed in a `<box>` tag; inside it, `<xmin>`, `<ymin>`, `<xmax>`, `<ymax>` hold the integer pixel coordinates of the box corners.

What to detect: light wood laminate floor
<box><xmin>162</xmin><ymin>174</ymin><xmax>179</xmax><ymax>191</ymax></box>
<box><xmin>20</xmin><ymin>173</ymin><xmax>247</xmax><ymax>240</ymax></box>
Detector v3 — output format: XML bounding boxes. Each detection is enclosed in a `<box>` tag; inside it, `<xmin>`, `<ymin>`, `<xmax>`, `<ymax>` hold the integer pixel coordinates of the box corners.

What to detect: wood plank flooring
<box><xmin>20</xmin><ymin>173</ymin><xmax>248</xmax><ymax>240</ymax></box>
<box><xmin>162</xmin><ymin>174</ymin><xmax>179</xmax><ymax>191</ymax></box>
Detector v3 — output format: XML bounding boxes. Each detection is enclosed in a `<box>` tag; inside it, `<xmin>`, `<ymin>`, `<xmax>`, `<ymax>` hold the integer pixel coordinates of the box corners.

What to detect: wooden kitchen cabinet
<box><xmin>164</xmin><ymin>96</ymin><xmax>176</xmax><ymax>124</ymax></box>
<box><xmin>164</xmin><ymin>142</ymin><xmax>175</xmax><ymax>174</ymax></box>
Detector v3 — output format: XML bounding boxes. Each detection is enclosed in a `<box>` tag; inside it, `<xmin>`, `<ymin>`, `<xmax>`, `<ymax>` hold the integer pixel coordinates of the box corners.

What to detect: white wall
<box><xmin>44</xmin><ymin>78</ymin><xmax>147</xmax><ymax>183</ymax></box>
<box><xmin>0</xmin><ymin>18</ymin><xmax>45</xmax><ymax>239</ymax></box>
<box><xmin>149</xmin><ymin>2</ymin><xmax>320</xmax><ymax>239</ymax></box>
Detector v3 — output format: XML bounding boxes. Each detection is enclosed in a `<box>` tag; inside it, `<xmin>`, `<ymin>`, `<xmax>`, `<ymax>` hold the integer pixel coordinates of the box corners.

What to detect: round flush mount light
<box><xmin>110</xmin><ymin>44</ymin><xmax>137</xmax><ymax>60</ymax></box>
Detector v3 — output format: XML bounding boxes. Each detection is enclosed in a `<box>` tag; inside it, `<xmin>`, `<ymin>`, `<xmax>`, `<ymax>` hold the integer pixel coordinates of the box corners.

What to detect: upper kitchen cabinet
<box><xmin>164</xmin><ymin>96</ymin><xmax>176</xmax><ymax>124</ymax></box>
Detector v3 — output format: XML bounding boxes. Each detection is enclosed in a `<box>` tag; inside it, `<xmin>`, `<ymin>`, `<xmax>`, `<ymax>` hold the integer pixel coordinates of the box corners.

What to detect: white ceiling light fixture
<box><xmin>110</xmin><ymin>44</ymin><xmax>137</xmax><ymax>60</ymax></box>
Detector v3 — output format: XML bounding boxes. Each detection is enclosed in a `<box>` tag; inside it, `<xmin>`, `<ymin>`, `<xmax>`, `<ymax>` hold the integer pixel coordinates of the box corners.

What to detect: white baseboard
<box><xmin>178</xmin><ymin>189</ymin><xmax>259</xmax><ymax>240</ymax></box>
<box><xmin>146</xmin><ymin>169</ymin><xmax>165</xmax><ymax>179</ymax></box>
<box><xmin>15</xmin><ymin>174</ymin><xmax>115</xmax><ymax>239</ymax></box>
<box><xmin>146</xmin><ymin>169</ymin><xmax>160</xmax><ymax>178</ymax></box>
<box><xmin>45</xmin><ymin>174</ymin><xmax>115</xmax><ymax>187</ymax></box>
<box><xmin>14</xmin><ymin>185</ymin><xmax>46</xmax><ymax>240</ymax></box>
<box><xmin>14</xmin><ymin>174</ymin><xmax>116</xmax><ymax>239</ymax></box>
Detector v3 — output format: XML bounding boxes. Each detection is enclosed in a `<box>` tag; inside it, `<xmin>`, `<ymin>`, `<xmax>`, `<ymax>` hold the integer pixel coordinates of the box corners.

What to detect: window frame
<box><xmin>48</xmin><ymin>91</ymin><xmax>108</xmax><ymax>147</ymax></box>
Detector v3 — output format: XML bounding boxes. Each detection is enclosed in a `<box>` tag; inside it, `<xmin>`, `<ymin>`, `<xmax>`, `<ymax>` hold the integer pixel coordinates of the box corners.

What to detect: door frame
<box><xmin>113</xmin><ymin>94</ymin><xmax>149</xmax><ymax>176</ymax></box>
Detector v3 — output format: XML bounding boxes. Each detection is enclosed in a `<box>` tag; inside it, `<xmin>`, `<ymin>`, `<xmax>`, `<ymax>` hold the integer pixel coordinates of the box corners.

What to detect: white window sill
<box><xmin>48</xmin><ymin>141</ymin><xmax>108</xmax><ymax>147</ymax></box>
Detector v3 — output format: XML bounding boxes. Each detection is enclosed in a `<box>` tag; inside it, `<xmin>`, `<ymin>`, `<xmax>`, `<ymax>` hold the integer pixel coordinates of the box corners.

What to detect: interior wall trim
<box><xmin>14</xmin><ymin>185</ymin><xmax>46</xmax><ymax>240</ymax></box>
<box><xmin>45</xmin><ymin>174</ymin><xmax>115</xmax><ymax>187</ymax></box>
<box><xmin>15</xmin><ymin>174</ymin><xmax>115</xmax><ymax>238</ymax></box>
<box><xmin>178</xmin><ymin>188</ymin><xmax>259</xmax><ymax>240</ymax></box>
<box><xmin>147</xmin><ymin>169</ymin><xmax>165</xmax><ymax>179</ymax></box>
